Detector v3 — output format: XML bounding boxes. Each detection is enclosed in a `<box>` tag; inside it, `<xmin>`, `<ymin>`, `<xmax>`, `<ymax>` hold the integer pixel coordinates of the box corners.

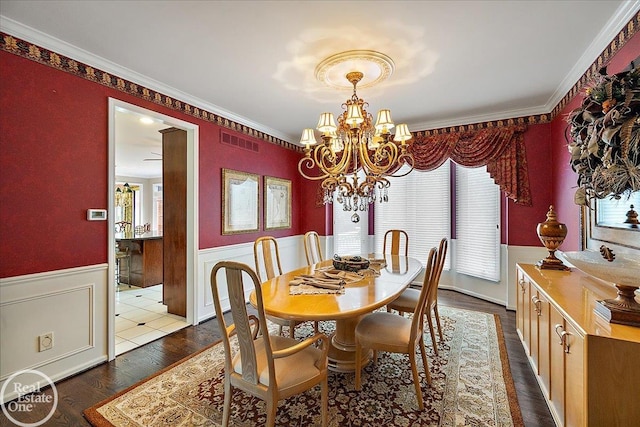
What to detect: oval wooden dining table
<box><xmin>249</xmin><ymin>254</ymin><xmax>423</xmax><ymax>372</ymax></box>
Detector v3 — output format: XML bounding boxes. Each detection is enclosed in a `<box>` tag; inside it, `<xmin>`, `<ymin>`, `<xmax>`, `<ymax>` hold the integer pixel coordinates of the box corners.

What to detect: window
<box><xmin>585</xmin><ymin>193</ymin><xmax>640</xmax><ymax>251</ymax></box>
<box><xmin>374</xmin><ymin>162</ymin><xmax>450</xmax><ymax>268</ymax></box>
<box><xmin>338</xmin><ymin>162</ymin><xmax>501</xmax><ymax>282</ymax></box>
<box><xmin>132</xmin><ymin>185</ymin><xmax>142</xmax><ymax>228</ymax></box>
<box><xmin>333</xmin><ymin>172</ymin><xmax>369</xmax><ymax>256</ymax></box>
<box><xmin>455</xmin><ymin>164</ymin><xmax>500</xmax><ymax>281</ymax></box>
<box><xmin>153</xmin><ymin>183</ymin><xmax>163</xmax><ymax>233</ymax></box>
<box><xmin>596</xmin><ymin>193</ymin><xmax>640</xmax><ymax>227</ymax></box>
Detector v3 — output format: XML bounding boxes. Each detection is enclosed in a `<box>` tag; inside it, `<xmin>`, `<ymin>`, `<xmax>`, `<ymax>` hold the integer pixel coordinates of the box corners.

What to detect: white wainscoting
<box><xmin>0</xmin><ymin>264</ymin><xmax>108</xmax><ymax>403</ymax></box>
<box><xmin>196</xmin><ymin>236</ymin><xmax>307</xmax><ymax>323</ymax></box>
<box><xmin>0</xmin><ymin>236</ymin><xmax>541</xmax><ymax>403</ymax></box>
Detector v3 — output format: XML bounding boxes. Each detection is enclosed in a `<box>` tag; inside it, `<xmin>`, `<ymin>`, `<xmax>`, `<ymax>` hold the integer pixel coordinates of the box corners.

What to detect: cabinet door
<box><xmin>516</xmin><ymin>270</ymin><xmax>527</xmax><ymax>337</ymax></box>
<box><xmin>564</xmin><ymin>322</ymin><xmax>585</xmax><ymax>427</ymax></box>
<box><xmin>537</xmin><ymin>292</ymin><xmax>551</xmax><ymax>398</ymax></box>
<box><xmin>522</xmin><ymin>278</ymin><xmax>532</xmax><ymax>355</ymax></box>
<box><xmin>550</xmin><ymin>306</ymin><xmax>565</xmax><ymax>425</ymax></box>
<box><xmin>530</xmin><ymin>289</ymin><xmax>542</xmax><ymax>372</ymax></box>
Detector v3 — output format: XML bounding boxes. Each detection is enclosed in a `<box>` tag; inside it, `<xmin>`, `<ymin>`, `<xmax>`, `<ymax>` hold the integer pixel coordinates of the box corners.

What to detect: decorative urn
<box><xmin>536</xmin><ymin>205</ymin><xmax>569</xmax><ymax>270</ymax></box>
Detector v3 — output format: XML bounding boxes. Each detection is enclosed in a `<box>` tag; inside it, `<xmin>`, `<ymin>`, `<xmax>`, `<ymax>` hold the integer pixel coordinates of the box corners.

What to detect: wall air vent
<box><xmin>220</xmin><ymin>130</ymin><xmax>259</xmax><ymax>153</ymax></box>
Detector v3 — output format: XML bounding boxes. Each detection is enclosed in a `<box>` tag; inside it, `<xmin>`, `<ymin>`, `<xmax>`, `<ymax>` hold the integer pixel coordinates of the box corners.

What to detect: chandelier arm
<box><xmin>388</xmin><ymin>153</ymin><xmax>415</xmax><ymax>178</ymax></box>
<box><xmin>388</xmin><ymin>167</ymin><xmax>413</xmax><ymax>178</ymax></box>
<box><xmin>372</xmin><ymin>176</ymin><xmax>391</xmax><ymax>190</ymax></box>
<box><xmin>313</xmin><ymin>146</ymin><xmax>335</xmax><ymax>174</ymax></box>
<box><xmin>378</xmin><ymin>175</ymin><xmax>390</xmax><ymax>188</ymax></box>
<box><xmin>358</xmin><ymin>141</ymin><xmax>399</xmax><ymax>175</ymax></box>
<box><xmin>399</xmin><ymin>150</ymin><xmax>415</xmax><ymax>166</ymax></box>
<box><xmin>314</xmin><ymin>140</ymin><xmax>354</xmax><ymax>176</ymax></box>
<box><xmin>297</xmin><ymin>156</ymin><xmax>331</xmax><ymax>181</ymax></box>
<box><xmin>337</xmin><ymin>180</ymin><xmax>355</xmax><ymax>197</ymax></box>
<box><xmin>321</xmin><ymin>176</ymin><xmax>341</xmax><ymax>192</ymax></box>
<box><xmin>322</xmin><ymin>174</ymin><xmax>357</xmax><ymax>196</ymax></box>
<box><xmin>357</xmin><ymin>177</ymin><xmax>375</xmax><ymax>195</ymax></box>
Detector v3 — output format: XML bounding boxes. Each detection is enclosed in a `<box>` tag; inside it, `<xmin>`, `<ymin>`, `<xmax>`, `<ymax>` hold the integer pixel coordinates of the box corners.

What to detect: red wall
<box><xmin>298</xmin><ymin>177</ymin><xmax>329</xmax><ymax>236</ymax></box>
<box><xmin>549</xmin><ymin>95</ymin><xmax>582</xmax><ymax>251</ymax></box>
<box><xmin>1</xmin><ymin>52</ymin><xmax>109</xmax><ymax>276</ymax></box>
<box><xmin>504</xmin><ymin>123</ymin><xmax>554</xmax><ymax>246</ymax></box>
<box><xmin>0</xmin><ymin>50</ymin><xmax>303</xmax><ymax>278</ymax></box>
<box><xmin>198</xmin><ymin>126</ymin><xmax>304</xmax><ymax>248</ymax></box>
<box><xmin>2</xmin><ymin>29</ymin><xmax>638</xmax><ymax>277</ymax></box>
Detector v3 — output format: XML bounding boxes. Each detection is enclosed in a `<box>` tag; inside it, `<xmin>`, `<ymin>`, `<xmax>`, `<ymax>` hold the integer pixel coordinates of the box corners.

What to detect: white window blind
<box><xmin>374</xmin><ymin>162</ymin><xmax>451</xmax><ymax>268</ymax></box>
<box><xmin>596</xmin><ymin>193</ymin><xmax>640</xmax><ymax>226</ymax></box>
<box><xmin>333</xmin><ymin>172</ymin><xmax>369</xmax><ymax>256</ymax></box>
<box><xmin>455</xmin><ymin>164</ymin><xmax>500</xmax><ymax>281</ymax></box>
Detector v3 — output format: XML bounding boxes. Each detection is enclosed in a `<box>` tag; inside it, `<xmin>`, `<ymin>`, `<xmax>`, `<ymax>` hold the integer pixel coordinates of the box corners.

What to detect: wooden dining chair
<box><xmin>355</xmin><ymin>247</ymin><xmax>438</xmax><ymax>410</ymax></box>
<box><xmin>253</xmin><ymin>236</ymin><xmax>298</xmax><ymax>337</ymax></box>
<box><xmin>303</xmin><ymin>231</ymin><xmax>324</xmax><ymax>265</ymax></box>
<box><xmin>254</xmin><ymin>236</ymin><xmax>284</xmax><ymax>282</ymax></box>
<box><xmin>210</xmin><ymin>261</ymin><xmax>329</xmax><ymax>427</ymax></box>
<box><xmin>383</xmin><ymin>229</ymin><xmax>409</xmax><ymax>256</ymax></box>
<box><xmin>387</xmin><ymin>237</ymin><xmax>448</xmax><ymax>354</ymax></box>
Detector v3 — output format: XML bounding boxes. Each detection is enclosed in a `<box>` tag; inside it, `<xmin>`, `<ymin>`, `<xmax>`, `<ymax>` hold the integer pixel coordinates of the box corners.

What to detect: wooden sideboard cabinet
<box><xmin>516</xmin><ymin>264</ymin><xmax>640</xmax><ymax>427</ymax></box>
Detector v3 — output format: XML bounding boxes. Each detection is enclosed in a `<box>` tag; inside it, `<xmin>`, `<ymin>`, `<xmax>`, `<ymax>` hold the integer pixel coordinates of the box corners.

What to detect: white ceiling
<box><xmin>2</xmin><ymin>1</ymin><xmax>638</xmax><ymax>178</ymax></box>
<box><xmin>114</xmin><ymin>107</ymin><xmax>167</xmax><ymax>179</ymax></box>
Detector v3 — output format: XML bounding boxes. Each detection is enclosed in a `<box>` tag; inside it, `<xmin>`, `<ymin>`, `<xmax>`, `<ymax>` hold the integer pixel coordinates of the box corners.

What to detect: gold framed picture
<box><xmin>264</xmin><ymin>176</ymin><xmax>291</xmax><ymax>230</ymax></box>
<box><xmin>222</xmin><ymin>169</ymin><xmax>259</xmax><ymax>234</ymax></box>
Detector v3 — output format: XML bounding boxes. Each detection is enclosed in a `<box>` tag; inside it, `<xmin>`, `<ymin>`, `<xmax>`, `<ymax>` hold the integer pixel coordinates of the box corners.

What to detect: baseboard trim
<box><xmin>438</xmin><ymin>285</ymin><xmax>506</xmax><ymax>307</ymax></box>
<box><xmin>0</xmin><ymin>355</ymin><xmax>108</xmax><ymax>403</ymax></box>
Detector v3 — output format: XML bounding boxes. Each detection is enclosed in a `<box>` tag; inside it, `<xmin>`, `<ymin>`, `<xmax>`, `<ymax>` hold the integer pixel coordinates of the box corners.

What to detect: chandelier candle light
<box><xmin>298</xmin><ymin>64</ymin><xmax>414</xmax><ymax>212</ymax></box>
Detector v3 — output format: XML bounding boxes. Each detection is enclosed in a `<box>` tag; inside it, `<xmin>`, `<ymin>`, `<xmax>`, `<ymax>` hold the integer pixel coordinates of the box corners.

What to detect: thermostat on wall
<box><xmin>87</xmin><ymin>209</ymin><xmax>107</xmax><ymax>221</ymax></box>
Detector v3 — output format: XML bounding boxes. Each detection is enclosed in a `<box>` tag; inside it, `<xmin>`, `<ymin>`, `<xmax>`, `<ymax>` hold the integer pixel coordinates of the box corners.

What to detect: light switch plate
<box><xmin>87</xmin><ymin>209</ymin><xmax>107</xmax><ymax>221</ymax></box>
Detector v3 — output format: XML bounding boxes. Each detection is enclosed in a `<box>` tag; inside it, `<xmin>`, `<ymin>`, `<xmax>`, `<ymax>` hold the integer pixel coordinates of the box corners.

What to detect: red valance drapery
<box><xmin>409</xmin><ymin>125</ymin><xmax>531</xmax><ymax>205</ymax></box>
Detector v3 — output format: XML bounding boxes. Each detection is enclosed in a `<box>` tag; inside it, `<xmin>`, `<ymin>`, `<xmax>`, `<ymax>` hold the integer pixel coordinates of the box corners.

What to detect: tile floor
<box><xmin>115</xmin><ymin>284</ymin><xmax>190</xmax><ymax>355</ymax></box>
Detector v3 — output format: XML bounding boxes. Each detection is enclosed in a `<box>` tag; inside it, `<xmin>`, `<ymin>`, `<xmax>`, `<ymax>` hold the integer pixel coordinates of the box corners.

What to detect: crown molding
<box><xmin>0</xmin><ymin>15</ymin><xmax>290</xmax><ymax>143</ymax></box>
<box><xmin>409</xmin><ymin>104</ymin><xmax>548</xmax><ymax>132</ymax></box>
<box><xmin>544</xmin><ymin>0</ymin><xmax>640</xmax><ymax>114</ymax></box>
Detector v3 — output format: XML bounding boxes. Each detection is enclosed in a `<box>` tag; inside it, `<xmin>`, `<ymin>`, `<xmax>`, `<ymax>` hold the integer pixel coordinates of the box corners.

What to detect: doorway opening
<box><xmin>108</xmin><ymin>99</ymin><xmax>199</xmax><ymax>359</ymax></box>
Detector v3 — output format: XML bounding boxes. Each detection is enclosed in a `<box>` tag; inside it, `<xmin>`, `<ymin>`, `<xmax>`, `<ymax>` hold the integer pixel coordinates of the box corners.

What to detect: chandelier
<box><xmin>115</xmin><ymin>183</ymin><xmax>133</xmax><ymax>208</ymax></box>
<box><xmin>298</xmin><ymin>68</ymin><xmax>414</xmax><ymax>212</ymax></box>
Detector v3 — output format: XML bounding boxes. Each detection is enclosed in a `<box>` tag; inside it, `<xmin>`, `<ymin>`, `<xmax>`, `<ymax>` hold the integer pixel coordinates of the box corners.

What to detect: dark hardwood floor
<box><xmin>1</xmin><ymin>290</ymin><xmax>554</xmax><ymax>426</ymax></box>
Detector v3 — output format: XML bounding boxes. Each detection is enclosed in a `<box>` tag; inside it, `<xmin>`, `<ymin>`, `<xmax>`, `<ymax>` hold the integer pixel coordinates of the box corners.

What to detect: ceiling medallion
<box><xmin>315</xmin><ymin>50</ymin><xmax>395</xmax><ymax>90</ymax></box>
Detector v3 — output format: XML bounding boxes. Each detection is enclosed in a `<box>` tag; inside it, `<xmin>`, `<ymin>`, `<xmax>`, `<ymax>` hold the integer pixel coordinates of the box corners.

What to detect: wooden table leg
<box><xmin>327</xmin><ymin>315</ymin><xmax>371</xmax><ymax>372</ymax></box>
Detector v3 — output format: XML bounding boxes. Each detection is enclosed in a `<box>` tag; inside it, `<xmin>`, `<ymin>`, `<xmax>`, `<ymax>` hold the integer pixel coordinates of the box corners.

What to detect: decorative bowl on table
<box><xmin>333</xmin><ymin>255</ymin><xmax>370</xmax><ymax>272</ymax></box>
<box><xmin>557</xmin><ymin>248</ymin><xmax>640</xmax><ymax>326</ymax></box>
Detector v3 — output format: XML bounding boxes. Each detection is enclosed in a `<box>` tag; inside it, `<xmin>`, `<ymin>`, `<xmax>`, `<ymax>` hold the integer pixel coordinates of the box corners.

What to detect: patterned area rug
<box><xmin>84</xmin><ymin>306</ymin><xmax>523</xmax><ymax>426</ymax></box>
